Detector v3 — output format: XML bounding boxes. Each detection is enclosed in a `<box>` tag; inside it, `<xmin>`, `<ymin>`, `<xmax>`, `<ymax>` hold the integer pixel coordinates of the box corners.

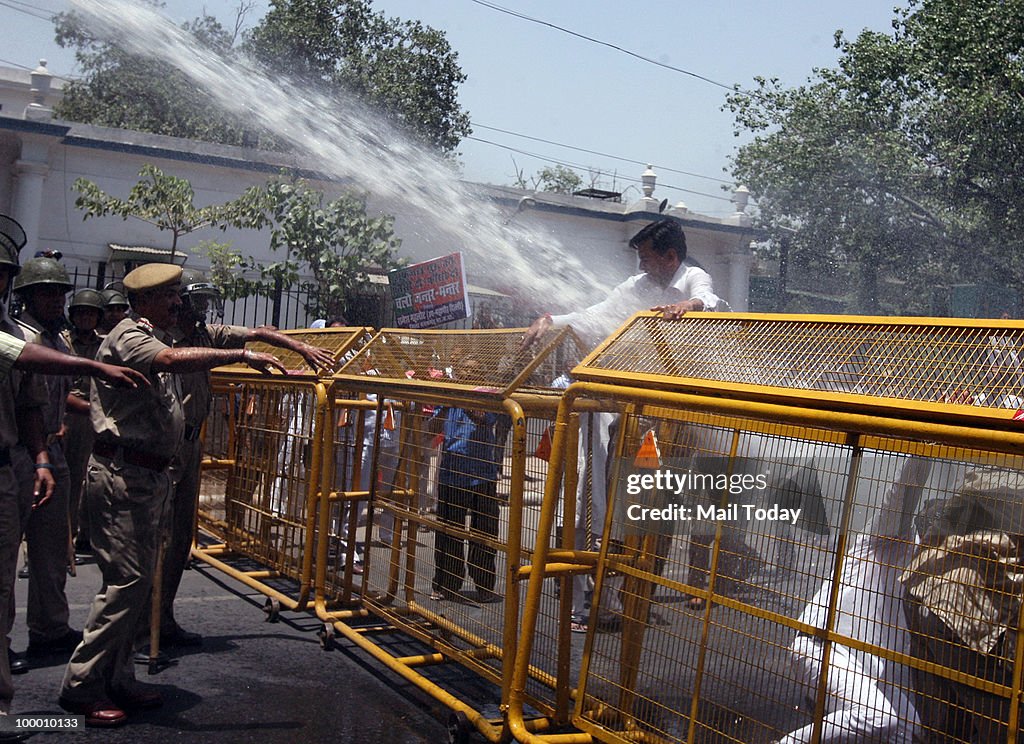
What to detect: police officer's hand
<box><xmin>298</xmin><ymin>343</ymin><xmax>336</xmax><ymax>373</ymax></box>
<box><xmin>245</xmin><ymin>350</ymin><xmax>288</xmax><ymax>376</ymax></box>
<box><xmin>32</xmin><ymin>467</ymin><xmax>55</xmax><ymax>509</ymax></box>
<box><xmin>94</xmin><ymin>363</ymin><xmax>150</xmax><ymax>388</ymax></box>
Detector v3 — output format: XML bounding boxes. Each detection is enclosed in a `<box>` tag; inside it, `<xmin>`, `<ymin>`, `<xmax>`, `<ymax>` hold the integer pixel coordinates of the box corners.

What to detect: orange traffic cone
<box><xmin>633</xmin><ymin>429</ymin><xmax>662</xmax><ymax>469</ymax></box>
<box><xmin>382</xmin><ymin>402</ymin><xmax>396</xmax><ymax>431</ymax></box>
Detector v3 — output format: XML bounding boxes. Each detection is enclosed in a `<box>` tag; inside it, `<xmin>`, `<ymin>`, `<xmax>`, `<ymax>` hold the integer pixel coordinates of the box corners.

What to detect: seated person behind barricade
<box><xmin>429</xmin><ymin>364</ymin><xmax>502</xmax><ymax>603</ymax></box>
<box><xmin>774</xmin><ymin>456</ymin><xmax>930</xmax><ymax>744</ymax></box>
<box><xmin>901</xmin><ymin>466</ymin><xmax>1024</xmax><ymax>744</ymax></box>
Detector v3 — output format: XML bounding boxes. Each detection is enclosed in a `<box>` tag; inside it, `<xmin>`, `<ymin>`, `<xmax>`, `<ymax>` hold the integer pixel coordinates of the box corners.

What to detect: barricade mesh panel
<box><xmin>580</xmin><ymin>314</ymin><xmax>1024</xmax><ymax>415</ymax></box>
<box><xmin>354</xmin><ymin>400</ymin><xmax>512</xmax><ymax>682</ymax></box>
<box><xmin>221</xmin><ymin>381</ymin><xmax>321</xmax><ymax>580</ymax></box>
<box><xmin>336</xmin><ymin>326</ymin><xmax>584</xmax><ymax>395</ymax></box>
<box><xmin>197</xmin><ymin>382</ymin><xmax>235</xmax><ymax>539</ymax></box>
<box><xmin>569</xmin><ymin>401</ymin><xmax>1023</xmax><ymax>744</ymax></box>
<box><xmin>324</xmin><ymin>325</ymin><xmax>581</xmax><ymax>720</ymax></box>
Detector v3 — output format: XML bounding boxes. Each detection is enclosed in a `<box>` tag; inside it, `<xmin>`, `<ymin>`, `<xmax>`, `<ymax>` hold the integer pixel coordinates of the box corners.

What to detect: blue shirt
<box><xmin>435</xmin><ymin>407</ymin><xmax>500</xmax><ymax>488</ymax></box>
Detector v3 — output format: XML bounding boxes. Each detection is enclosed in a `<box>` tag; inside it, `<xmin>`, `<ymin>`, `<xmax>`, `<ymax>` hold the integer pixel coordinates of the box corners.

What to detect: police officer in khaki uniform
<box><xmin>62</xmin><ymin>289</ymin><xmax>105</xmax><ymax>555</ymax></box>
<box><xmin>0</xmin><ymin>216</ymin><xmax>145</xmax><ymax>741</ymax></box>
<box><xmin>137</xmin><ymin>268</ymin><xmax>334</xmax><ymax>656</ymax></box>
<box><xmin>59</xmin><ymin>263</ymin><xmax>286</xmax><ymax>728</ymax></box>
<box><xmin>11</xmin><ymin>258</ymin><xmax>82</xmax><ymax>662</ymax></box>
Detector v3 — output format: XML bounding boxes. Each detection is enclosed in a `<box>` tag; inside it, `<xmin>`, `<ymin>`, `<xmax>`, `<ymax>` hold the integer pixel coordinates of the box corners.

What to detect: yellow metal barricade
<box><xmin>196</xmin><ymin>327</ymin><xmax>369</xmax><ymax>616</ymax></box>
<box><xmin>315</xmin><ymin>326</ymin><xmax>585</xmax><ymax>743</ymax></box>
<box><xmin>510</xmin><ymin>312</ymin><xmax>1024</xmax><ymax>744</ymax></box>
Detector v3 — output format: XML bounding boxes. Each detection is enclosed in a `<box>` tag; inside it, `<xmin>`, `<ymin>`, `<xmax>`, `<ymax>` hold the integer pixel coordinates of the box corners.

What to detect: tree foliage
<box><xmin>227</xmin><ymin>177</ymin><xmax>405</xmax><ymax>320</ymax></box>
<box><xmin>54</xmin><ymin>6</ymin><xmax>264</xmax><ymax>147</ymax></box>
<box><xmin>727</xmin><ymin>0</ymin><xmax>1024</xmax><ymax>313</ymax></box>
<box><xmin>244</xmin><ymin>0</ymin><xmax>470</xmax><ymax>153</ymax></box>
<box><xmin>73</xmin><ymin>164</ymin><xmax>264</xmax><ymax>262</ymax></box>
<box><xmin>54</xmin><ymin>0</ymin><xmax>470</xmax><ymax>154</ymax></box>
<box><xmin>75</xmin><ymin>165</ymin><xmax>405</xmax><ymax>319</ymax></box>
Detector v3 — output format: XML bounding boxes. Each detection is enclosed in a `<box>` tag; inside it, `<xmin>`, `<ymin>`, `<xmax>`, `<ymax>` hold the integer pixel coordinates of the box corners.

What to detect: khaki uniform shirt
<box><xmin>172</xmin><ymin>323</ymin><xmax>248</xmax><ymax>429</ymax></box>
<box><xmin>91</xmin><ymin>317</ymin><xmax>184</xmax><ymax>455</ymax></box>
<box><xmin>18</xmin><ymin>313</ymin><xmax>71</xmax><ymax>436</ymax></box>
<box><xmin>62</xmin><ymin>327</ymin><xmax>103</xmax><ymax>401</ymax></box>
<box><xmin>0</xmin><ymin>312</ymin><xmax>46</xmax><ymax>449</ymax></box>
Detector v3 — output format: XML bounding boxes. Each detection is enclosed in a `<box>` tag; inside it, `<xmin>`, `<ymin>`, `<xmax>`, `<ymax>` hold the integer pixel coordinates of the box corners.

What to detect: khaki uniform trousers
<box><xmin>13</xmin><ymin>443</ymin><xmax>72</xmax><ymax>641</ymax></box>
<box><xmin>0</xmin><ymin>464</ymin><xmax>20</xmax><ymax>714</ymax></box>
<box><xmin>60</xmin><ymin>454</ymin><xmax>170</xmax><ymax>702</ymax></box>
<box><xmin>135</xmin><ymin>435</ymin><xmax>201</xmax><ymax>644</ymax></box>
<box><xmin>63</xmin><ymin>413</ymin><xmax>95</xmax><ymax>543</ymax></box>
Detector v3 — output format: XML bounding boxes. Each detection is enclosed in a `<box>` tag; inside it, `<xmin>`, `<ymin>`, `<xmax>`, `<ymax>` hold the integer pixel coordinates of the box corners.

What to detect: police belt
<box><xmin>184</xmin><ymin>424</ymin><xmax>203</xmax><ymax>442</ymax></box>
<box><xmin>93</xmin><ymin>441</ymin><xmax>171</xmax><ymax>472</ymax></box>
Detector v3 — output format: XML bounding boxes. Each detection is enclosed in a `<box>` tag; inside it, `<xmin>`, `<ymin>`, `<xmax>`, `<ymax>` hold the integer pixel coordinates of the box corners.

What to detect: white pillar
<box><xmin>728</xmin><ymin>245</ymin><xmax>753</xmax><ymax>311</ymax></box>
<box><xmin>12</xmin><ymin>154</ymin><xmax>48</xmax><ymax>254</ymax></box>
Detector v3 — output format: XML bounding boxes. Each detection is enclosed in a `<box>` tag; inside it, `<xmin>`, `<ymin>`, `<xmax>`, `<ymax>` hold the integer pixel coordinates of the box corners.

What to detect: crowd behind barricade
<box><xmin>0</xmin><ymin>210</ymin><xmax>1020</xmax><ymax>744</ymax></box>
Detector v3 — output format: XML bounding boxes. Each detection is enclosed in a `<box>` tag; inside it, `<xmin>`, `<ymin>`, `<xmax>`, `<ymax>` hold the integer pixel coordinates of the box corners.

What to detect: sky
<box><xmin>1</xmin><ymin>0</ymin><xmax>906</xmax><ymax>217</ymax></box>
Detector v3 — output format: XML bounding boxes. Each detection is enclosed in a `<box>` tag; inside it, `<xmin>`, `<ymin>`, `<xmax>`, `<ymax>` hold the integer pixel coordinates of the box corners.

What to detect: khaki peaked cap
<box><xmin>123</xmin><ymin>263</ymin><xmax>182</xmax><ymax>293</ymax></box>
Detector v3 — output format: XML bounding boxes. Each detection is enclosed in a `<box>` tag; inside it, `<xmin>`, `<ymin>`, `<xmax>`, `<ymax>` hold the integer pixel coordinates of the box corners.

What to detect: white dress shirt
<box><xmin>550</xmin><ymin>262</ymin><xmax>720</xmax><ymax>349</ymax></box>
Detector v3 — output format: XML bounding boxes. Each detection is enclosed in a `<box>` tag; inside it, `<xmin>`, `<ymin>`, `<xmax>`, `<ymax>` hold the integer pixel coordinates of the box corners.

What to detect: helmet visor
<box><xmin>181</xmin><ymin>283</ymin><xmax>224</xmax><ymax>324</ymax></box>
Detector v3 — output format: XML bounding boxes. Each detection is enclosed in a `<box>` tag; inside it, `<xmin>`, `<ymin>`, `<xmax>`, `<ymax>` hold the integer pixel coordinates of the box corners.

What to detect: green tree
<box><xmin>73</xmin><ymin>164</ymin><xmax>264</xmax><ymax>262</ymax></box>
<box><xmin>727</xmin><ymin>0</ymin><xmax>1024</xmax><ymax>314</ymax></box>
<box><xmin>244</xmin><ymin>0</ymin><xmax>470</xmax><ymax>153</ymax></box>
<box><xmin>533</xmin><ymin>165</ymin><xmax>584</xmax><ymax>194</ymax></box>
<box><xmin>228</xmin><ymin>177</ymin><xmax>405</xmax><ymax>320</ymax></box>
<box><xmin>55</xmin><ymin>1</ymin><xmax>470</xmax><ymax>155</ymax></box>
<box><xmin>54</xmin><ymin>6</ymin><xmax>266</xmax><ymax>147</ymax></box>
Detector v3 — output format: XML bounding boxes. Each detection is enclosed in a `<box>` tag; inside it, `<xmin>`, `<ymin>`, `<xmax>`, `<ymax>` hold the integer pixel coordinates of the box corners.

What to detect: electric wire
<box><xmin>468</xmin><ymin>0</ymin><xmax>745</xmax><ymax>95</ymax></box>
<box><xmin>471</xmin><ymin>122</ymin><xmax>734</xmax><ymax>185</ymax></box>
<box><xmin>466</xmin><ymin>135</ymin><xmax>734</xmax><ymax>203</ymax></box>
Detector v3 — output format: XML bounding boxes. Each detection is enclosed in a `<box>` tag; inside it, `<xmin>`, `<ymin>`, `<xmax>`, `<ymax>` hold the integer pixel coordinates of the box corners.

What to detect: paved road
<box><xmin>7</xmin><ymin>553</ymin><xmax>449</xmax><ymax>743</ymax></box>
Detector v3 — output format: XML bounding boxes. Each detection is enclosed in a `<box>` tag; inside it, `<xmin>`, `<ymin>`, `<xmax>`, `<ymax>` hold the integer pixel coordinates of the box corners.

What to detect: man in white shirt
<box><xmin>521</xmin><ymin>219</ymin><xmax>721</xmax><ymax>631</ymax></box>
<box><xmin>521</xmin><ymin>219</ymin><xmax>720</xmax><ymax>349</ymax></box>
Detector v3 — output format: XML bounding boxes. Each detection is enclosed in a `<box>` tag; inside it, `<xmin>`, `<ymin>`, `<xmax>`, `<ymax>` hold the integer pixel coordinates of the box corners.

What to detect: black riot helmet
<box><xmin>179</xmin><ymin>267</ymin><xmax>224</xmax><ymax>325</ymax></box>
<box><xmin>0</xmin><ymin>215</ymin><xmax>27</xmax><ymax>277</ymax></box>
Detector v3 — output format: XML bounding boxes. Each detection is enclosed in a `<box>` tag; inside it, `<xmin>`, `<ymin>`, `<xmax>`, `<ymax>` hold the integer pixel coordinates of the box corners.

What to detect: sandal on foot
<box><xmin>570</xmin><ymin>617</ymin><xmax>588</xmax><ymax>634</ymax></box>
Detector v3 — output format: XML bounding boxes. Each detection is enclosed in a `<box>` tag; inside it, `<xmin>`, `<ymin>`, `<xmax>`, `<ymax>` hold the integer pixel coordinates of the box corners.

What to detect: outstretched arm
<box><xmin>248</xmin><ymin>326</ymin><xmax>336</xmax><ymax>372</ymax></box>
<box><xmin>152</xmin><ymin>346</ymin><xmax>287</xmax><ymax>376</ymax></box>
<box><xmin>15</xmin><ymin>342</ymin><xmax>148</xmax><ymax>389</ymax></box>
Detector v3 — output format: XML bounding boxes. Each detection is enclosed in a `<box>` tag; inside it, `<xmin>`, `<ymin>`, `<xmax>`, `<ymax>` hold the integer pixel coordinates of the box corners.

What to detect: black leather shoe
<box><xmin>133</xmin><ymin>649</ymin><xmax>170</xmax><ymax>666</ymax></box>
<box><xmin>25</xmin><ymin>628</ymin><xmax>82</xmax><ymax>658</ymax></box>
<box><xmin>7</xmin><ymin>649</ymin><xmax>27</xmax><ymax>675</ymax></box>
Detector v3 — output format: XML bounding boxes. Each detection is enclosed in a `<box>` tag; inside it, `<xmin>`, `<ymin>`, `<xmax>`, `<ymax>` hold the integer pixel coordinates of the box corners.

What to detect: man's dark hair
<box><xmin>629</xmin><ymin>219</ymin><xmax>687</xmax><ymax>261</ymax></box>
